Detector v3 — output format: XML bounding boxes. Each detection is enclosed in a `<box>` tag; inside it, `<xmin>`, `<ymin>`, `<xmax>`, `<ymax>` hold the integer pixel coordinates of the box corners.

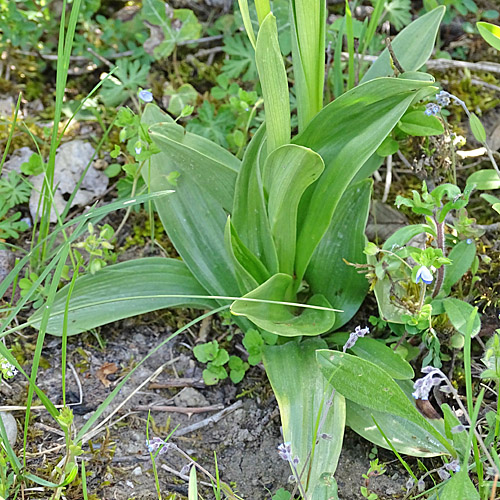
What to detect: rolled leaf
<box><xmin>263</xmin><ymin>339</ymin><xmax>345</xmax><ymax>494</ymax></box>
<box><xmin>290</xmin><ymin>0</ymin><xmax>326</xmax><ymax>130</ymax></box>
<box><xmin>255</xmin><ymin>13</ymin><xmax>290</xmax><ymax>154</ymax></box>
<box><xmin>30</xmin><ymin>258</ymin><xmax>215</xmax><ymax>336</ymax></box>
<box><xmin>232</xmin><ymin>125</ymin><xmax>279</xmax><ymax>274</ymax></box>
<box><xmin>265</xmin><ymin>144</ymin><xmax>324</xmax><ymax>275</ymax></box>
<box><xmin>224</xmin><ymin>217</ymin><xmax>270</xmax><ymax>294</ymax></box>
<box><xmin>231</xmin><ymin>274</ymin><xmax>336</xmax><ymax>336</ymax></box>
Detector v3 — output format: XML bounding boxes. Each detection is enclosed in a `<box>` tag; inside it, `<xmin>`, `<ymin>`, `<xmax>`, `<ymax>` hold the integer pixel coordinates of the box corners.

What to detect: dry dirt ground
<box><xmin>1</xmin><ymin>314</ymin><xmax>411</xmax><ymax>500</ymax></box>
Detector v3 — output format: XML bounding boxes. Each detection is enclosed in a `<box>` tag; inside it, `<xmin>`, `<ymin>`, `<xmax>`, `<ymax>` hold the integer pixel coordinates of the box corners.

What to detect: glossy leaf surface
<box><xmin>294</xmin><ymin>76</ymin><xmax>436</xmax><ymax>282</ymax></box>
<box><xmin>30</xmin><ymin>258</ymin><xmax>214</xmax><ymax>336</ymax></box>
<box><xmin>142</xmin><ymin>105</ymin><xmax>241</xmax><ymax>299</ymax></box>
<box><xmin>263</xmin><ymin>339</ymin><xmax>345</xmax><ymax>494</ymax></box>
<box><xmin>306</xmin><ymin>180</ymin><xmax>371</xmax><ymax>329</ymax></box>
<box><xmin>231</xmin><ymin>274</ymin><xmax>336</xmax><ymax>336</ymax></box>
<box><xmin>316</xmin><ymin>350</ymin><xmax>455</xmax><ymax>455</ymax></box>
<box><xmin>362</xmin><ymin>7</ymin><xmax>445</xmax><ymax>82</ymax></box>
<box><xmin>255</xmin><ymin>13</ymin><xmax>290</xmax><ymax>153</ymax></box>
<box><xmin>266</xmin><ymin>144</ymin><xmax>324</xmax><ymax>275</ymax></box>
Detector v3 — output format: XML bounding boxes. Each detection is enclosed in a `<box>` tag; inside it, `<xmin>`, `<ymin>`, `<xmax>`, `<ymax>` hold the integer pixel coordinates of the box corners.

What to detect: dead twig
<box><xmin>174</xmin><ymin>400</ymin><xmax>243</xmax><ymax>437</ymax></box>
<box><xmin>133</xmin><ymin>403</ymin><xmax>224</xmax><ymax>414</ymax></box>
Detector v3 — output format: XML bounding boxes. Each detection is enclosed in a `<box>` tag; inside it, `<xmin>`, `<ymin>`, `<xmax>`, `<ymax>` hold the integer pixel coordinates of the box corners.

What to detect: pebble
<box><xmin>29</xmin><ymin>140</ymin><xmax>109</xmax><ymax>222</ymax></box>
<box><xmin>0</xmin><ymin>412</ymin><xmax>17</xmax><ymax>446</ymax></box>
<box><xmin>1</xmin><ymin>147</ymin><xmax>34</xmax><ymax>177</ymax></box>
<box><xmin>173</xmin><ymin>387</ymin><xmax>209</xmax><ymax>407</ymax></box>
<box><xmin>132</xmin><ymin>466</ymin><xmax>142</xmax><ymax>477</ymax></box>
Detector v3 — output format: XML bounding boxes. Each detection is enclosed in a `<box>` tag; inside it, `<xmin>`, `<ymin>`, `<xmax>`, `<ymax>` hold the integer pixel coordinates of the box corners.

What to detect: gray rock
<box><xmin>131</xmin><ymin>466</ymin><xmax>142</xmax><ymax>477</ymax></box>
<box><xmin>173</xmin><ymin>387</ymin><xmax>209</xmax><ymax>407</ymax></box>
<box><xmin>29</xmin><ymin>140</ymin><xmax>109</xmax><ymax>222</ymax></box>
<box><xmin>0</xmin><ymin>412</ymin><xmax>17</xmax><ymax>446</ymax></box>
<box><xmin>2</xmin><ymin>147</ymin><xmax>35</xmax><ymax>177</ymax></box>
<box><xmin>0</xmin><ymin>249</ymin><xmax>15</xmax><ymax>284</ymax></box>
<box><xmin>0</xmin><ymin>97</ymin><xmax>14</xmax><ymax>118</ymax></box>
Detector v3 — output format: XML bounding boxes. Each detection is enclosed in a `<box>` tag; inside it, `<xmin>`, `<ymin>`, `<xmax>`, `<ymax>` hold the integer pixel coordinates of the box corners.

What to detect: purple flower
<box><xmin>277</xmin><ymin>442</ymin><xmax>293</xmax><ymax>462</ymax></box>
<box><xmin>444</xmin><ymin>459</ymin><xmax>461</xmax><ymax>473</ymax></box>
<box><xmin>146</xmin><ymin>436</ymin><xmax>169</xmax><ymax>455</ymax></box>
<box><xmin>451</xmin><ymin>424</ymin><xmax>465</xmax><ymax>434</ymax></box>
<box><xmin>425</xmin><ymin>103</ymin><xmax>441</xmax><ymax>116</ymax></box>
<box><xmin>343</xmin><ymin>326</ymin><xmax>369</xmax><ymax>352</ymax></box>
<box><xmin>138</xmin><ymin>90</ymin><xmax>153</xmax><ymax>103</ymax></box>
<box><xmin>412</xmin><ymin>366</ymin><xmax>447</xmax><ymax>400</ymax></box>
<box><xmin>415</xmin><ymin>266</ymin><xmax>433</xmax><ymax>285</ymax></box>
<box><xmin>405</xmin><ymin>477</ymin><xmax>414</xmax><ymax>491</ymax></box>
<box><xmin>437</xmin><ymin>468</ymin><xmax>450</xmax><ymax>481</ymax></box>
<box><xmin>417</xmin><ymin>477</ymin><xmax>425</xmax><ymax>492</ymax></box>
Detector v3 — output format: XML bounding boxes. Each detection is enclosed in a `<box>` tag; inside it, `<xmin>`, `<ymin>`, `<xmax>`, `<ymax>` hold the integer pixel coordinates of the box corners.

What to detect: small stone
<box><xmin>2</xmin><ymin>147</ymin><xmax>35</xmax><ymax>177</ymax></box>
<box><xmin>131</xmin><ymin>466</ymin><xmax>142</xmax><ymax>476</ymax></box>
<box><xmin>0</xmin><ymin>250</ymin><xmax>15</xmax><ymax>284</ymax></box>
<box><xmin>0</xmin><ymin>97</ymin><xmax>14</xmax><ymax>118</ymax></box>
<box><xmin>29</xmin><ymin>140</ymin><xmax>109</xmax><ymax>222</ymax></box>
<box><xmin>0</xmin><ymin>412</ymin><xmax>18</xmax><ymax>446</ymax></box>
<box><xmin>173</xmin><ymin>387</ymin><xmax>209</xmax><ymax>407</ymax></box>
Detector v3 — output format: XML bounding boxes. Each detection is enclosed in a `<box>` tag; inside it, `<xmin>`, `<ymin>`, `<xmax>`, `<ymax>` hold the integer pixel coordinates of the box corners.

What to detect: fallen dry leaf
<box><xmin>96</xmin><ymin>362</ymin><xmax>118</xmax><ymax>388</ymax></box>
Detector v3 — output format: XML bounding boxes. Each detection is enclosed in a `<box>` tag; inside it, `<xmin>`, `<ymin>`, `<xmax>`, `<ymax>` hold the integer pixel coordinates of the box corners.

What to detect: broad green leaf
<box><xmin>439</xmin><ymin>469</ymin><xmax>480</xmax><ymax>500</ymax></box>
<box><xmin>443</xmin><ymin>298</ymin><xmax>481</xmax><ymax>337</ymax></box>
<box><xmin>294</xmin><ymin>76</ymin><xmax>436</xmax><ymax>283</ymax></box>
<box><xmin>316</xmin><ymin>350</ymin><xmax>455</xmax><ymax>456</ymax></box>
<box><xmin>361</xmin><ymin>7</ymin><xmax>445</xmax><ymax>82</ymax></box>
<box><xmin>346</xmin><ymin>399</ymin><xmax>448</xmax><ymax>457</ymax></box>
<box><xmin>142</xmin><ymin>105</ymin><xmax>241</xmax><ymax>299</ymax></box>
<box><xmin>146</xmin><ymin>119</ymin><xmax>240</xmax><ymax>212</ymax></box>
<box><xmin>398</xmin><ymin>110</ymin><xmax>444</xmax><ymax>136</ymax></box>
<box><xmin>30</xmin><ymin>258</ymin><xmax>214</xmax><ymax>336</ymax></box>
<box><xmin>383</xmin><ymin>224</ymin><xmax>432</xmax><ymax>250</ymax></box>
<box><xmin>266</xmin><ymin>145</ymin><xmax>324</xmax><ymax>275</ymax></box>
<box><xmin>164</xmin><ymin>83</ymin><xmax>198</xmax><ymax>116</ymax></box>
<box><xmin>306</xmin><ymin>180</ymin><xmax>371</xmax><ymax>329</ymax></box>
<box><xmin>232</xmin><ymin>124</ymin><xmax>278</xmax><ymax>274</ymax></box>
<box><xmin>466</xmin><ymin>169</ymin><xmax>500</xmax><ymax>190</ymax></box>
<box><xmin>255</xmin><ymin>13</ymin><xmax>290</xmax><ymax>153</ymax></box>
<box><xmin>290</xmin><ymin>0</ymin><xmax>327</xmax><ymax>130</ymax></box>
<box><xmin>328</xmin><ymin>333</ymin><xmax>414</xmax><ymax>380</ymax></box>
<box><xmin>477</xmin><ymin>21</ymin><xmax>500</xmax><ymax>51</ymax></box>
<box><xmin>142</xmin><ymin>1</ymin><xmax>202</xmax><ymax>60</ymax></box>
<box><xmin>377</xmin><ymin>136</ymin><xmax>400</xmax><ymax>157</ymax></box>
<box><xmin>439</xmin><ymin>240</ymin><xmax>476</xmax><ymax>297</ymax></box>
<box><xmin>263</xmin><ymin>339</ymin><xmax>345</xmax><ymax>493</ymax></box>
<box><xmin>469</xmin><ymin>113</ymin><xmax>486</xmax><ymax>143</ymax></box>
<box><xmin>224</xmin><ymin>217</ymin><xmax>270</xmax><ymax>294</ymax></box>
<box><xmin>231</xmin><ymin>274</ymin><xmax>336</xmax><ymax>336</ymax></box>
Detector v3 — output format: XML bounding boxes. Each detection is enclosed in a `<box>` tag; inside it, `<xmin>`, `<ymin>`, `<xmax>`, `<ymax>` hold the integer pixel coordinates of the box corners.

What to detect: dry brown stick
<box><xmin>133</xmin><ymin>403</ymin><xmax>224</xmax><ymax>414</ymax></box>
<box><xmin>341</xmin><ymin>52</ymin><xmax>500</xmax><ymax>75</ymax></box>
<box><xmin>174</xmin><ymin>400</ymin><xmax>243</xmax><ymax>437</ymax></box>
<box><xmin>149</xmin><ymin>378</ymin><xmax>205</xmax><ymax>389</ymax></box>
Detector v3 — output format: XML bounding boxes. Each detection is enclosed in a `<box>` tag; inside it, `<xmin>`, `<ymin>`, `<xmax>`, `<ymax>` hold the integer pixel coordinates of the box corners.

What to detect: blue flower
<box><xmin>436</xmin><ymin>90</ymin><xmax>451</xmax><ymax>107</ymax></box>
<box><xmin>138</xmin><ymin>90</ymin><xmax>153</xmax><ymax>103</ymax></box>
<box><xmin>415</xmin><ymin>266</ymin><xmax>433</xmax><ymax>285</ymax></box>
<box><xmin>425</xmin><ymin>103</ymin><xmax>441</xmax><ymax>116</ymax></box>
